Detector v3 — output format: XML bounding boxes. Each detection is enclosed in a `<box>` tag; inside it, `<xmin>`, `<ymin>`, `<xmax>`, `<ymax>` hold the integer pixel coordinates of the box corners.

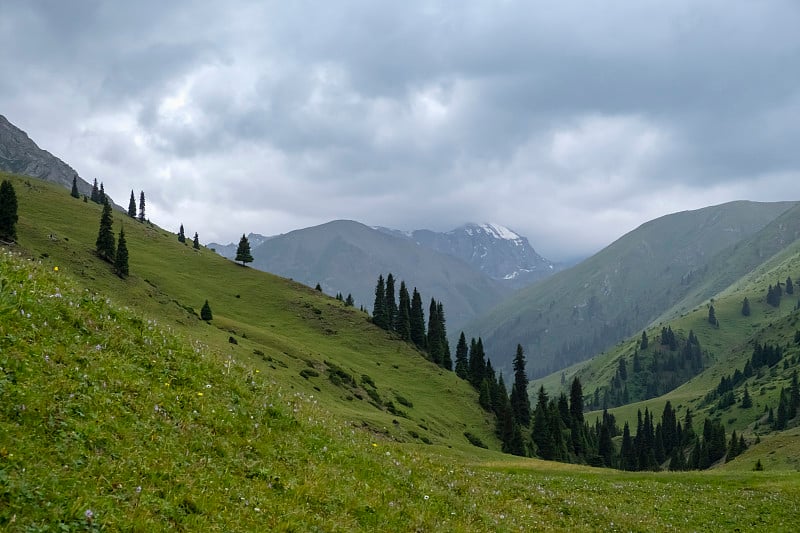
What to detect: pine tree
<box><xmin>436</xmin><ymin>301</ymin><xmax>452</xmax><ymax>370</ymax></box>
<box><xmin>468</xmin><ymin>338</ymin><xmax>486</xmax><ymax>388</ymax></box>
<box><xmin>708</xmin><ymin>304</ymin><xmax>718</xmax><ymax>326</ymax></box>
<box><xmin>193</xmin><ymin>232</ymin><xmax>200</xmax><ymax>249</ymax></box>
<box><xmin>741</xmin><ymin>385</ymin><xmax>752</xmax><ymax>408</ymax></box>
<box><xmin>99</xmin><ymin>182</ymin><xmax>106</xmax><ymax>204</ymax></box>
<box><xmin>114</xmin><ymin>226</ymin><xmax>129</xmax><ymax>277</ymax></box>
<box><xmin>127</xmin><ymin>190</ymin><xmax>136</xmax><ymax>217</ymax></box>
<box><xmin>372</xmin><ymin>275</ymin><xmax>387</xmax><ymax>329</ymax></box>
<box><xmin>385</xmin><ymin>273</ymin><xmax>397</xmax><ymax>331</ymax></box>
<box><xmin>640</xmin><ymin>331</ymin><xmax>649</xmax><ymax>350</ymax></box>
<box><xmin>95</xmin><ymin>199</ymin><xmax>116</xmax><ymax>262</ymax></box>
<box><xmin>200</xmin><ymin>300</ymin><xmax>213</xmax><ymax>321</ymax></box>
<box><xmin>396</xmin><ymin>281</ymin><xmax>411</xmax><ymax>341</ymax></box>
<box><xmin>138</xmin><ymin>191</ymin><xmax>146</xmax><ymax>222</ymax></box>
<box><xmin>787</xmin><ymin>277</ymin><xmax>795</xmax><ymax>295</ymax></box>
<box><xmin>90</xmin><ymin>179</ymin><xmax>100</xmax><ymax>203</ymax></box>
<box><xmin>510</xmin><ymin>344</ymin><xmax>531</xmax><ymax>426</ymax></box>
<box><xmin>620</xmin><ymin>422</ymin><xmax>636</xmax><ymax>470</ymax></box>
<box><xmin>427</xmin><ymin>299</ymin><xmax>442</xmax><ymax>364</ymax></box>
<box><xmin>0</xmin><ymin>180</ymin><xmax>19</xmax><ymax>242</ymax></box>
<box><xmin>741</xmin><ymin>297</ymin><xmax>751</xmax><ymax>317</ymax></box>
<box><xmin>409</xmin><ymin>288</ymin><xmax>426</xmax><ymax>349</ymax></box>
<box><xmin>454</xmin><ymin>332</ymin><xmax>469</xmax><ymax>379</ymax></box>
<box><xmin>315</xmin><ymin>283</ymin><xmax>322</xmax><ymax>292</ymax></box>
<box><xmin>71</xmin><ymin>176</ymin><xmax>80</xmax><ymax>198</ymax></box>
<box><xmin>178</xmin><ymin>224</ymin><xmax>186</xmax><ymax>243</ymax></box>
<box><xmin>235</xmin><ymin>234</ymin><xmax>254</xmax><ymax>266</ymax></box>
<box><xmin>345</xmin><ymin>294</ymin><xmax>354</xmax><ymax>307</ymax></box>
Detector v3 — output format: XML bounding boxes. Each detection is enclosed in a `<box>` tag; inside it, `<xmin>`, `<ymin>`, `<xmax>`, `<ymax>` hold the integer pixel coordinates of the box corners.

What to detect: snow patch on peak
<box><xmin>479</xmin><ymin>223</ymin><xmax>521</xmax><ymax>241</ymax></box>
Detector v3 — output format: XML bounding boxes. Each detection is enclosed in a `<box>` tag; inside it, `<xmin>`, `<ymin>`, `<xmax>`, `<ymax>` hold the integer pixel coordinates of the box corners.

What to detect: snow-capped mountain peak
<box><xmin>478</xmin><ymin>223</ymin><xmax>521</xmax><ymax>241</ymax></box>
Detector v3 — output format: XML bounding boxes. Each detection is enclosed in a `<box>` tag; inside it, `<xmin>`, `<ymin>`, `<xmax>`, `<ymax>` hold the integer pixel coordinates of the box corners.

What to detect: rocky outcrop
<box><xmin>0</xmin><ymin>114</ymin><xmax>92</xmax><ymax>197</ymax></box>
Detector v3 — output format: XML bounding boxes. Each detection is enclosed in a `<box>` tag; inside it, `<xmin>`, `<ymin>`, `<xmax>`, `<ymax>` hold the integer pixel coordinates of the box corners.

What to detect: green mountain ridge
<box><xmin>470</xmin><ymin>200</ymin><xmax>799</xmax><ymax>377</ymax></box>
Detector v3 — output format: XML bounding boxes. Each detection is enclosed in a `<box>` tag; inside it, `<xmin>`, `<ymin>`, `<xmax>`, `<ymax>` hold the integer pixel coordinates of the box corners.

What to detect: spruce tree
<box><xmin>426</xmin><ymin>299</ymin><xmax>442</xmax><ymax>364</ymax></box>
<box><xmin>193</xmin><ymin>232</ymin><xmax>200</xmax><ymax>249</ymax></box>
<box><xmin>99</xmin><ymin>182</ymin><xmax>106</xmax><ymax>204</ymax></box>
<box><xmin>385</xmin><ymin>273</ymin><xmax>397</xmax><ymax>331</ymax></box>
<box><xmin>200</xmin><ymin>300</ymin><xmax>213</xmax><ymax>321</ymax></box>
<box><xmin>345</xmin><ymin>294</ymin><xmax>354</xmax><ymax>307</ymax></box>
<box><xmin>0</xmin><ymin>180</ymin><xmax>19</xmax><ymax>242</ymax></box>
<box><xmin>640</xmin><ymin>331</ymin><xmax>648</xmax><ymax>350</ymax></box>
<box><xmin>409</xmin><ymin>288</ymin><xmax>426</xmax><ymax>349</ymax></box>
<box><xmin>128</xmin><ymin>190</ymin><xmax>137</xmax><ymax>217</ymax></box>
<box><xmin>708</xmin><ymin>304</ymin><xmax>718</xmax><ymax>326</ymax></box>
<box><xmin>454</xmin><ymin>332</ymin><xmax>469</xmax><ymax>379</ymax></box>
<box><xmin>372</xmin><ymin>275</ymin><xmax>387</xmax><ymax>329</ymax></box>
<box><xmin>741</xmin><ymin>386</ymin><xmax>752</xmax><ymax>408</ymax></box>
<box><xmin>178</xmin><ymin>224</ymin><xmax>186</xmax><ymax>243</ymax></box>
<box><xmin>90</xmin><ymin>179</ymin><xmax>100</xmax><ymax>203</ymax></box>
<box><xmin>510</xmin><ymin>344</ymin><xmax>531</xmax><ymax>426</ymax></box>
<box><xmin>95</xmin><ymin>199</ymin><xmax>116</xmax><ymax>261</ymax></box>
<box><xmin>468</xmin><ymin>338</ymin><xmax>486</xmax><ymax>388</ymax></box>
<box><xmin>235</xmin><ymin>234</ymin><xmax>254</xmax><ymax>266</ymax></box>
<box><xmin>114</xmin><ymin>226</ymin><xmax>129</xmax><ymax>277</ymax></box>
<box><xmin>71</xmin><ymin>176</ymin><xmax>80</xmax><ymax>198</ymax></box>
<box><xmin>396</xmin><ymin>281</ymin><xmax>411</xmax><ymax>341</ymax></box>
<box><xmin>741</xmin><ymin>297</ymin><xmax>751</xmax><ymax>317</ymax></box>
<box><xmin>787</xmin><ymin>277</ymin><xmax>795</xmax><ymax>295</ymax></box>
<box><xmin>138</xmin><ymin>191</ymin><xmax>146</xmax><ymax>222</ymax></box>
<box><xmin>436</xmin><ymin>301</ymin><xmax>452</xmax><ymax>370</ymax></box>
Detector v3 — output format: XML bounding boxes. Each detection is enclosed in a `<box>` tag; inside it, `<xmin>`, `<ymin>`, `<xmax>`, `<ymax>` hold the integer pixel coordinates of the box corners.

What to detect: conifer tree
<box><xmin>510</xmin><ymin>344</ymin><xmax>531</xmax><ymax>426</ymax></box>
<box><xmin>95</xmin><ymin>199</ymin><xmax>116</xmax><ymax>261</ymax></box>
<box><xmin>138</xmin><ymin>191</ymin><xmax>146</xmax><ymax>222</ymax></box>
<box><xmin>741</xmin><ymin>297</ymin><xmax>751</xmax><ymax>317</ymax></box>
<box><xmin>741</xmin><ymin>385</ymin><xmax>752</xmax><ymax>408</ymax></box>
<box><xmin>345</xmin><ymin>293</ymin><xmax>354</xmax><ymax>307</ymax></box>
<box><xmin>620</xmin><ymin>422</ymin><xmax>636</xmax><ymax>470</ymax></box>
<box><xmin>372</xmin><ymin>275</ymin><xmax>387</xmax><ymax>329</ymax></box>
<box><xmin>385</xmin><ymin>273</ymin><xmax>397</xmax><ymax>331</ymax></box>
<box><xmin>235</xmin><ymin>234</ymin><xmax>254</xmax><ymax>266</ymax></box>
<box><xmin>193</xmin><ymin>232</ymin><xmax>200</xmax><ymax>249</ymax></box>
<box><xmin>396</xmin><ymin>281</ymin><xmax>411</xmax><ymax>341</ymax></box>
<box><xmin>200</xmin><ymin>300</ymin><xmax>213</xmax><ymax>321</ymax></box>
<box><xmin>454</xmin><ymin>332</ymin><xmax>469</xmax><ymax>379</ymax></box>
<box><xmin>787</xmin><ymin>277</ymin><xmax>795</xmax><ymax>295</ymax></box>
<box><xmin>90</xmin><ymin>179</ymin><xmax>100</xmax><ymax>203</ymax></box>
<box><xmin>409</xmin><ymin>288</ymin><xmax>426</xmax><ymax>349</ymax></box>
<box><xmin>708</xmin><ymin>304</ymin><xmax>718</xmax><ymax>326</ymax></box>
<box><xmin>436</xmin><ymin>301</ymin><xmax>452</xmax><ymax>370</ymax></box>
<box><xmin>127</xmin><ymin>190</ymin><xmax>136</xmax><ymax>217</ymax></box>
<box><xmin>468</xmin><ymin>338</ymin><xmax>486</xmax><ymax>388</ymax></box>
<box><xmin>99</xmin><ymin>182</ymin><xmax>106</xmax><ymax>204</ymax></box>
<box><xmin>532</xmin><ymin>386</ymin><xmax>554</xmax><ymax>459</ymax></box>
<box><xmin>71</xmin><ymin>176</ymin><xmax>80</xmax><ymax>198</ymax></box>
<box><xmin>114</xmin><ymin>226</ymin><xmax>129</xmax><ymax>277</ymax></box>
<box><xmin>640</xmin><ymin>331</ymin><xmax>648</xmax><ymax>350</ymax></box>
<box><xmin>427</xmin><ymin>299</ymin><xmax>443</xmax><ymax>365</ymax></box>
<box><xmin>178</xmin><ymin>224</ymin><xmax>186</xmax><ymax>243</ymax></box>
<box><xmin>0</xmin><ymin>180</ymin><xmax>19</xmax><ymax>242</ymax></box>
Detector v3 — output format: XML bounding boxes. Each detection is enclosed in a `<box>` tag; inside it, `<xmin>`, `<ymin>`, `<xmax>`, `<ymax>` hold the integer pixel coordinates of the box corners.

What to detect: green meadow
<box><xmin>2</xmin><ymin>173</ymin><xmax>799</xmax><ymax>531</ymax></box>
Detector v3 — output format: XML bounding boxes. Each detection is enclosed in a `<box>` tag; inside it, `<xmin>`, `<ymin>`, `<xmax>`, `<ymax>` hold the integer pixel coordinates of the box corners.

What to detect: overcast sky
<box><xmin>2</xmin><ymin>1</ymin><xmax>799</xmax><ymax>260</ymax></box>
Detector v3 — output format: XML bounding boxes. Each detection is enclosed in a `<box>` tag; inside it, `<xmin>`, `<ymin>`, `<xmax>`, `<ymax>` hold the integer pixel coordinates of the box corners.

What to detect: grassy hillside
<box><xmin>3</xmin><ymin>230</ymin><xmax>800</xmax><ymax>530</ymax></box>
<box><xmin>540</xmin><ymin>231</ymin><xmax>800</xmax><ymax>444</ymax></box>
<box><xmin>5</xmin><ymin>173</ymin><xmax>497</xmax><ymax>452</ymax></box>
<box><xmin>470</xmin><ymin>200</ymin><xmax>797</xmax><ymax>378</ymax></box>
<box><xmin>5</xmin><ymin>173</ymin><xmax>800</xmax><ymax>530</ymax></box>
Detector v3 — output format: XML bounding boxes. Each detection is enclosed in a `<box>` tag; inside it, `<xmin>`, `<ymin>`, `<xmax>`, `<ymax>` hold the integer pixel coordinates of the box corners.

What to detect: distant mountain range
<box><xmin>209</xmin><ymin>221</ymin><xmax>562</xmax><ymax>332</ymax></box>
<box><xmin>374</xmin><ymin>223</ymin><xmax>564</xmax><ymax>289</ymax></box>
<box><xmin>0</xmin><ymin>114</ymin><xmax>94</xmax><ymax>197</ymax></box>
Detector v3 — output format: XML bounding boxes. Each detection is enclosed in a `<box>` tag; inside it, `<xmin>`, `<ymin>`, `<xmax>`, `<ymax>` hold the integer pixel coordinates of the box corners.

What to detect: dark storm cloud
<box><xmin>1</xmin><ymin>0</ymin><xmax>799</xmax><ymax>258</ymax></box>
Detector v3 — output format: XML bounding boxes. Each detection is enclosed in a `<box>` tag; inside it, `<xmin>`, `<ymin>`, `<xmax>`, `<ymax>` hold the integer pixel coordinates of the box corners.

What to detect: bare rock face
<box><xmin>0</xmin><ymin>114</ymin><xmax>92</xmax><ymax>196</ymax></box>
